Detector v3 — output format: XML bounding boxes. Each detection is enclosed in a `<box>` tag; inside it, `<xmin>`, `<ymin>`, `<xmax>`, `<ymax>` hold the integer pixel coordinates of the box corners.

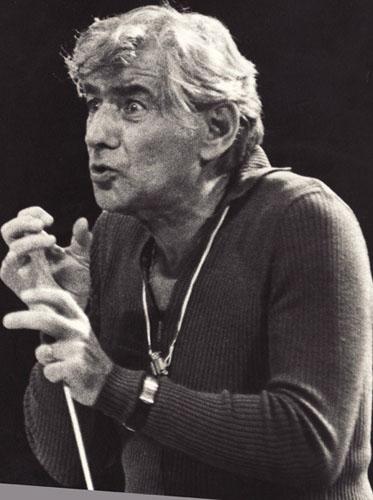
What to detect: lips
<box><xmin>90</xmin><ymin>164</ymin><xmax>118</xmax><ymax>184</ymax></box>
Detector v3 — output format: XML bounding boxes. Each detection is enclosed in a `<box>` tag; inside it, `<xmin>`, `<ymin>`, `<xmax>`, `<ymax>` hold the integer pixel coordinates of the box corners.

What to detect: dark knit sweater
<box><xmin>24</xmin><ymin>147</ymin><xmax>373</xmax><ymax>499</ymax></box>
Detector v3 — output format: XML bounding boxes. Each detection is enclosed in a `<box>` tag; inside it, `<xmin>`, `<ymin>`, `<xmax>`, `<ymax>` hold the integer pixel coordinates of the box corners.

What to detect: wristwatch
<box><xmin>124</xmin><ymin>375</ymin><xmax>159</xmax><ymax>432</ymax></box>
<box><xmin>139</xmin><ymin>375</ymin><xmax>159</xmax><ymax>404</ymax></box>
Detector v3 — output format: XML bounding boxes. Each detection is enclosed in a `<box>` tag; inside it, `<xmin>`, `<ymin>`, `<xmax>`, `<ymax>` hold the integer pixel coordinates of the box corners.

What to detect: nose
<box><xmin>85</xmin><ymin>104</ymin><xmax>121</xmax><ymax>151</ymax></box>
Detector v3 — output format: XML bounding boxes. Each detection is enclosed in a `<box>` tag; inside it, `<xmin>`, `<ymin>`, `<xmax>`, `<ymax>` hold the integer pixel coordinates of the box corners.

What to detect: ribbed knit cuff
<box><xmin>94</xmin><ymin>364</ymin><xmax>145</xmax><ymax>424</ymax></box>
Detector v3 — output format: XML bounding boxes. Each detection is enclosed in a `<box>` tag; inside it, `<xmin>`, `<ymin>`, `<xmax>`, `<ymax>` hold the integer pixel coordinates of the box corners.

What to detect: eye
<box><xmin>86</xmin><ymin>97</ymin><xmax>100</xmax><ymax>114</ymax></box>
<box><xmin>123</xmin><ymin>99</ymin><xmax>147</xmax><ymax>116</ymax></box>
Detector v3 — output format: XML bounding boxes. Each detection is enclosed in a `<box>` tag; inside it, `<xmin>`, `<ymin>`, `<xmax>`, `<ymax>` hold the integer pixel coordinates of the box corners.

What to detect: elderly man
<box><xmin>1</xmin><ymin>4</ymin><xmax>372</xmax><ymax>499</ymax></box>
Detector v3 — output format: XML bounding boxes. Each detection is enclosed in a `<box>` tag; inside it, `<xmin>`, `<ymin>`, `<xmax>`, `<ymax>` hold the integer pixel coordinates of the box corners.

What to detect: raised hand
<box><xmin>1</xmin><ymin>207</ymin><xmax>92</xmax><ymax>309</ymax></box>
<box><xmin>48</xmin><ymin>216</ymin><xmax>92</xmax><ymax>308</ymax></box>
<box><xmin>3</xmin><ymin>287</ymin><xmax>113</xmax><ymax>406</ymax></box>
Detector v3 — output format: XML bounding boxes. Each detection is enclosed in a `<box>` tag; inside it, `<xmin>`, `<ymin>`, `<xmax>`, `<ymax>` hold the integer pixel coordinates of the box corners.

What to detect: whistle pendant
<box><xmin>150</xmin><ymin>352</ymin><xmax>168</xmax><ymax>376</ymax></box>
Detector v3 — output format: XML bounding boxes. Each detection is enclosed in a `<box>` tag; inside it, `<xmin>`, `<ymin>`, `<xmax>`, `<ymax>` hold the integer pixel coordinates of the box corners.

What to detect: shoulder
<box><xmin>236</xmin><ymin>146</ymin><xmax>356</xmax><ymax>223</ymax></box>
<box><xmin>243</xmin><ymin>169</ymin><xmax>359</xmax><ymax>229</ymax></box>
<box><xmin>266</xmin><ymin>171</ymin><xmax>363</xmax><ymax>236</ymax></box>
<box><xmin>256</xmin><ymin>169</ymin><xmax>342</xmax><ymax>208</ymax></box>
<box><xmin>232</xmin><ymin>169</ymin><xmax>371</xmax><ymax>278</ymax></box>
<box><xmin>262</xmin><ymin>172</ymin><xmax>372</xmax><ymax>287</ymax></box>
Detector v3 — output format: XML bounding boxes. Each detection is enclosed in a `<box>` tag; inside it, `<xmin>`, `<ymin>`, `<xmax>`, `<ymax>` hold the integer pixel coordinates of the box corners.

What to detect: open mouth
<box><xmin>90</xmin><ymin>164</ymin><xmax>117</xmax><ymax>183</ymax></box>
<box><xmin>91</xmin><ymin>164</ymin><xmax>116</xmax><ymax>174</ymax></box>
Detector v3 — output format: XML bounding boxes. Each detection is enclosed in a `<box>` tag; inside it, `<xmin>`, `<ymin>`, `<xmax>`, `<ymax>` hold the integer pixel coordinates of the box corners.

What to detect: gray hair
<box><xmin>65</xmin><ymin>4</ymin><xmax>264</xmax><ymax>151</ymax></box>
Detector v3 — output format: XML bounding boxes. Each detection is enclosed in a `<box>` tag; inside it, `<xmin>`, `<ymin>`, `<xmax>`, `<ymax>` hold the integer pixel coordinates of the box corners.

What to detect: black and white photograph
<box><xmin>0</xmin><ymin>1</ymin><xmax>372</xmax><ymax>499</ymax></box>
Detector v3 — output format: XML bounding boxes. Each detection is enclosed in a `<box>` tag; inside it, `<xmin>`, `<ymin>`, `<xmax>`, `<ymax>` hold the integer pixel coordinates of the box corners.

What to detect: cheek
<box><xmin>132</xmin><ymin>126</ymin><xmax>200</xmax><ymax>172</ymax></box>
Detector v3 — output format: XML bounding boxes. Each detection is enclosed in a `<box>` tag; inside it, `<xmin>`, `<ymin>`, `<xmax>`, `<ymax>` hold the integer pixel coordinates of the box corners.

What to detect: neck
<box><xmin>140</xmin><ymin>173</ymin><xmax>229</xmax><ymax>276</ymax></box>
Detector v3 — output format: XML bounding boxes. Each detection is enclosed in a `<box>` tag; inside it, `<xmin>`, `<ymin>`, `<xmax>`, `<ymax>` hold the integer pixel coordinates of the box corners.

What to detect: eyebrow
<box><xmin>83</xmin><ymin>83</ymin><xmax>155</xmax><ymax>99</ymax></box>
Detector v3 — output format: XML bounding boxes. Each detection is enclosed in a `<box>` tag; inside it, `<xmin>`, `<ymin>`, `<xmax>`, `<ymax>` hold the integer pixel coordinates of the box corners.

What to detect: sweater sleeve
<box><xmin>23</xmin><ymin>212</ymin><xmax>122</xmax><ymax>488</ymax></box>
<box><xmin>94</xmin><ymin>189</ymin><xmax>373</xmax><ymax>488</ymax></box>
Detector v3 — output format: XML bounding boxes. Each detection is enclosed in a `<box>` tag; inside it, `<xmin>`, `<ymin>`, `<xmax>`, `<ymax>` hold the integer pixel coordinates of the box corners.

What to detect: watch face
<box><xmin>140</xmin><ymin>376</ymin><xmax>159</xmax><ymax>405</ymax></box>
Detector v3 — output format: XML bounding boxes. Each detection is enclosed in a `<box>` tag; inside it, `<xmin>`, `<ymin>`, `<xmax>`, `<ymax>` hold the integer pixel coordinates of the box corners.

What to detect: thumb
<box><xmin>69</xmin><ymin>218</ymin><xmax>92</xmax><ymax>257</ymax></box>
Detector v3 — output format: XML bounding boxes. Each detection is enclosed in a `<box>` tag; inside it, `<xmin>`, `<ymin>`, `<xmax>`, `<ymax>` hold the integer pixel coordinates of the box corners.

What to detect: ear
<box><xmin>200</xmin><ymin>102</ymin><xmax>240</xmax><ymax>163</ymax></box>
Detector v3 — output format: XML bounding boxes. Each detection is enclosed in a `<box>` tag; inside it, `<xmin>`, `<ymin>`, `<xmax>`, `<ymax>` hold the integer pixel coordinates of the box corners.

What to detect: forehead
<box><xmin>81</xmin><ymin>45</ymin><xmax>164</xmax><ymax>98</ymax></box>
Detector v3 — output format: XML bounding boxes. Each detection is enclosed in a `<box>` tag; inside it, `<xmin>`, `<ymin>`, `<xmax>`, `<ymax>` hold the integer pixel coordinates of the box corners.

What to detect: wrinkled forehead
<box><xmin>79</xmin><ymin>43</ymin><xmax>165</xmax><ymax>98</ymax></box>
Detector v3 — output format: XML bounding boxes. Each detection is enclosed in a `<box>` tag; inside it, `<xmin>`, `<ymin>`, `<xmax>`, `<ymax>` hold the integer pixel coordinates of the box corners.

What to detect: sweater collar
<box><xmin>218</xmin><ymin>144</ymin><xmax>291</xmax><ymax>209</ymax></box>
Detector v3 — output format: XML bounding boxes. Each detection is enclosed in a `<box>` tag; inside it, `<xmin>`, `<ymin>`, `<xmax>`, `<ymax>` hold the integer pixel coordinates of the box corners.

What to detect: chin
<box><xmin>93</xmin><ymin>191</ymin><xmax>137</xmax><ymax>216</ymax></box>
<box><xmin>93</xmin><ymin>186</ymin><xmax>159</xmax><ymax>219</ymax></box>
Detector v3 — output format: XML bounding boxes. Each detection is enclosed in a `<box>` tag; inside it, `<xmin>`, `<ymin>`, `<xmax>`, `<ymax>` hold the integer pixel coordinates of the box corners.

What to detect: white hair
<box><xmin>66</xmin><ymin>4</ymin><xmax>264</xmax><ymax>150</ymax></box>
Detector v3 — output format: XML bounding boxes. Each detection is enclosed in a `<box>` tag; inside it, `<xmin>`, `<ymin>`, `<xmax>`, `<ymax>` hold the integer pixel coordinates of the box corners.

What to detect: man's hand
<box><xmin>0</xmin><ymin>206</ymin><xmax>92</xmax><ymax>309</ymax></box>
<box><xmin>3</xmin><ymin>288</ymin><xmax>113</xmax><ymax>406</ymax></box>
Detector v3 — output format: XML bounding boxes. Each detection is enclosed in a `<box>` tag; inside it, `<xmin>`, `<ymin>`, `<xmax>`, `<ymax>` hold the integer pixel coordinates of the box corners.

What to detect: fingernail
<box><xmin>46</xmin><ymin>345</ymin><xmax>54</xmax><ymax>359</ymax></box>
<box><xmin>51</xmin><ymin>245</ymin><xmax>65</xmax><ymax>256</ymax></box>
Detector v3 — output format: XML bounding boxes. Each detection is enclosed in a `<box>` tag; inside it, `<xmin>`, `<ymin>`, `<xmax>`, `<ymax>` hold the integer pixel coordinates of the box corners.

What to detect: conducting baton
<box><xmin>29</xmin><ymin>248</ymin><xmax>94</xmax><ymax>491</ymax></box>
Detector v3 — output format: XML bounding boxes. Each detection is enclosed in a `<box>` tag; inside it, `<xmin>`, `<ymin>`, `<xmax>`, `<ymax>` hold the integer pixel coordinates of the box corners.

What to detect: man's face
<box><xmin>83</xmin><ymin>46</ymin><xmax>206</xmax><ymax>216</ymax></box>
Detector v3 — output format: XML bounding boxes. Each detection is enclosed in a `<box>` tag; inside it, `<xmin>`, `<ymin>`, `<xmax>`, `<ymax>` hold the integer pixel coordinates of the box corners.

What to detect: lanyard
<box><xmin>142</xmin><ymin>205</ymin><xmax>230</xmax><ymax>376</ymax></box>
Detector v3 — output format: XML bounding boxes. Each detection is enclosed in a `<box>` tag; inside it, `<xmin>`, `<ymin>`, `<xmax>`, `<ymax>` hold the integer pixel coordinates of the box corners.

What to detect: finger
<box><xmin>46</xmin><ymin>244</ymin><xmax>66</xmax><ymax>261</ymax></box>
<box><xmin>37</xmin><ymin>338</ymin><xmax>86</xmax><ymax>365</ymax></box>
<box><xmin>1</xmin><ymin>251</ymin><xmax>32</xmax><ymax>291</ymax></box>
<box><xmin>17</xmin><ymin>207</ymin><xmax>54</xmax><ymax>226</ymax></box>
<box><xmin>35</xmin><ymin>344</ymin><xmax>56</xmax><ymax>365</ymax></box>
<box><xmin>43</xmin><ymin>361</ymin><xmax>67</xmax><ymax>384</ymax></box>
<box><xmin>3</xmin><ymin>309</ymin><xmax>72</xmax><ymax>338</ymax></box>
<box><xmin>1</xmin><ymin>216</ymin><xmax>44</xmax><ymax>244</ymax></box>
<box><xmin>9</xmin><ymin>233</ymin><xmax>56</xmax><ymax>257</ymax></box>
<box><xmin>21</xmin><ymin>287</ymin><xmax>86</xmax><ymax>320</ymax></box>
<box><xmin>70</xmin><ymin>218</ymin><xmax>92</xmax><ymax>256</ymax></box>
<box><xmin>1</xmin><ymin>250</ymin><xmax>27</xmax><ymax>274</ymax></box>
<box><xmin>27</xmin><ymin>249</ymin><xmax>58</xmax><ymax>288</ymax></box>
<box><xmin>16</xmin><ymin>262</ymin><xmax>56</xmax><ymax>289</ymax></box>
<box><xmin>52</xmin><ymin>338</ymin><xmax>86</xmax><ymax>361</ymax></box>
